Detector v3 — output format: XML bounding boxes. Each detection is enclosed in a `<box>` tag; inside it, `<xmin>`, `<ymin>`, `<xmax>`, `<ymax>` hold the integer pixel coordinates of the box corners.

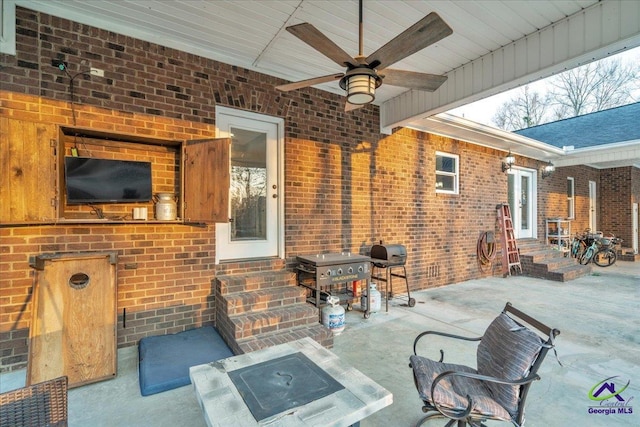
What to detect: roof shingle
<box><xmin>514</xmin><ymin>102</ymin><xmax>640</xmax><ymax>149</ymax></box>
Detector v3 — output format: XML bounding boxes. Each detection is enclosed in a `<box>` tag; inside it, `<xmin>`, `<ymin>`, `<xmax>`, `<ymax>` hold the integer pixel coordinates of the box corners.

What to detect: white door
<box><xmin>633</xmin><ymin>203</ymin><xmax>638</xmax><ymax>254</ymax></box>
<box><xmin>215</xmin><ymin>107</ymin><xmax>284</xmax><ymax>263</ymax></box>
<box><xmin>589</xmin><ymin>181</ymin><xmax>597</xmax><ymax>232</ymax></box>
<box><xmin>508</xmin><ymin>168</ymin><xmax>536</xmax><ymax>239</ymax></box>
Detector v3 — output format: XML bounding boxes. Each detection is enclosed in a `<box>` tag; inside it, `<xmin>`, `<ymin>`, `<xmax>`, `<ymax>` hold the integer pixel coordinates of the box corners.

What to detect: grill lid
<box><xmin>370</xmin><ymin>244</ymin><xmax>406</xmax><ymax>264</ymax></box>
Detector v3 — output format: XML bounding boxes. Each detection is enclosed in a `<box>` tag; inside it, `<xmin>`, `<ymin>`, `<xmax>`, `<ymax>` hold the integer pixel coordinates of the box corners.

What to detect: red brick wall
<box><xmin>600</xmin><ymin>167</ymin><xmax>637</xmax><ymax>244</ymax></box>
<box><xmin>537</xmin><ymin>165</ymin><xmax>601</xmax><ymax>236</ymax></box>
<box><xmin>0</xmin><ymin>6</ymin><xmax>381</xmax><ymax>371</ymax></box>
<box><xmin>2</xmin><ymin>6</ymin><xmax>632</xmax><ymax>373</ymax></box>
<box><xmin>0</xmin><ymin>92</ymin><xmax>223</xmax><ymax>370</ymax></box>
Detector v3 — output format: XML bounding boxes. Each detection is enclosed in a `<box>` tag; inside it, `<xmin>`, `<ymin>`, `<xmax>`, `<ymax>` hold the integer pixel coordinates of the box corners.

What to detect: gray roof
<box><xmin>514</xmin><ymin>102</ymin><xmax>640</xmax><ymax>149</ymax></box>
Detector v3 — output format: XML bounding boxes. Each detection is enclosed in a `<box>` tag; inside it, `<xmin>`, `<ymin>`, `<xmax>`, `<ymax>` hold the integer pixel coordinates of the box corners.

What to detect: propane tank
<box><xmin>361</xmin><ymin>282</ymin><xmax>382</xmax><ymax>313</ymax></box>
<box><xmin>154</xmin><ymin>193</ymin><xmax>177</xmax><ymax>220</ymax></box>
<box><xmin>322</xmin><ymin>296</ymin><xmax>345</xmax><ymax>334</ymax></box>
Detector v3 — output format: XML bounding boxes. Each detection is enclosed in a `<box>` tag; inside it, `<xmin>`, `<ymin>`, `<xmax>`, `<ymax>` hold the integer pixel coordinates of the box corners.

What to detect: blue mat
<box><xmin>138</xmin><ymin>326</ymin><xmax>234</xmax><ymax>396</ymax></box>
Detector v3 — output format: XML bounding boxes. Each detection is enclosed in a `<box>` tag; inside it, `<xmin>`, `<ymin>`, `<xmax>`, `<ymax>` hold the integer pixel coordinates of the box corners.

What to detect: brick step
<box><xmin>234</xmin><ymin>323</ymin><xmax>334</xmax><ymax>355</ymax></box>
<box><xmin>520</xmin><ymin>253</ymin><xmax>576</xmax><ymax>273</ymax></box>
<box><xmin>220</xmin><ymin>304</ymin><xmax>320</xmax><ymax>342</ymax></box>
<box><xmin>618</xmin><ymin>248</ymin><xmax>640</xmax><ymax>262</ymax></box>
<box><xmin>216</xmin><ymin>270</ymin><xmax>297</xmax><ymax>295</ymax></box>
<box><xmin>219</xmin><ymin>286</ymin><xmax>307</xmax><ymax>316</ymax></box>
<box><xmin>215</xmin><ymin>267</ymin><xmax>334</xmax><ymax>358</ymax></box>
<box><xmin>517</xmin><ymin>240</ymin><xmax>591</xmax><ymax>281</ymax></box>
<box><xmin>519</xmin><ymin>248</ymin><xmax>566</xmax><ymax>263</ymax></box>
<box><xmin>543</xmin><ymin>263</ymin><xmax>593</xmax><ymax>282</ymax></box>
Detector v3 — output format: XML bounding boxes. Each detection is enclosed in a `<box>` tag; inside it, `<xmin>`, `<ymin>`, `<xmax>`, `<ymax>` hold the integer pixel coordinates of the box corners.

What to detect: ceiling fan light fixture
<box><xmin>339</xmin><ymin>67</ymin><xmax>382</xmax><ymax>105</ymax></box>
<box><xmin>346</xmin><ymin>74</ymin><xmax>376</xmax><ymax>104</ymax></box>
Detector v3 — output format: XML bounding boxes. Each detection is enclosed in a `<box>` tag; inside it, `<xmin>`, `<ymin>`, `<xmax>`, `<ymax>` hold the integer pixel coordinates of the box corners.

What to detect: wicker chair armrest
<box><xmin>0</xmin><ymin>376</ymin><xmax>68</xmax><ymax>427</ymax></box>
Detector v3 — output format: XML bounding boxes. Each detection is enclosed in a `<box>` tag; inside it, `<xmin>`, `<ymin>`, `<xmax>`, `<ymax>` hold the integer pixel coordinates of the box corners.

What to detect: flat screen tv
<box><xmin>64</xmin><ymin>157</ymin><xmax>152</xmax><ymax>203</ymax></box>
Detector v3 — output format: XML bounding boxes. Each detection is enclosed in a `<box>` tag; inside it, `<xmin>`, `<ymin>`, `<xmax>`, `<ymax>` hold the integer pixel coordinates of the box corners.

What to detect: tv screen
<box><xmin>64</xmin><ymin>157</ymin><xmax>152</xmax><ymax>203</ymax></box>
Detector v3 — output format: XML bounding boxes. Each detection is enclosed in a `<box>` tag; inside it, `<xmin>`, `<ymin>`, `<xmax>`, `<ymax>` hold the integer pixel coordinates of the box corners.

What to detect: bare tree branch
<box><xmin>491</xmin><ymin>56</ymin><xmax>639</xmax><ymax>130</ymax></box>
<box><xmin>491</xmin><ymin>86</ymin><xmax>549</xmax><ymax>130</ymax></box>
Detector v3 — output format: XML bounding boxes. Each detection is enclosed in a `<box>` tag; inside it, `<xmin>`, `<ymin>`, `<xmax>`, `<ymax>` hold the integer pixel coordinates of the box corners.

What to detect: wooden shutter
<box><xmin>0</xmin><ymin>118</ymin><xmax>58</xmax><ymax>222</ymax></box>
<box><xmin>183</xmin><ymin>138</ymin><xmax>230</xmax><ymax>223</ymax></box>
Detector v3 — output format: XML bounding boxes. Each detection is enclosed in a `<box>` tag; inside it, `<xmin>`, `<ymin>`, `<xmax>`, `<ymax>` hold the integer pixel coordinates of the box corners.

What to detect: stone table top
<box><xmin>189</xmin><ymin>337</ymin><xmax>393</xmax><ymax>426</ymax></box>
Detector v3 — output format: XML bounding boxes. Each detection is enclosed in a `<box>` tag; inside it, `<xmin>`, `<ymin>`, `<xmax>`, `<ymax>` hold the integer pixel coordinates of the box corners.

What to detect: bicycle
<box><xmin>569</xmin><ymin>231</ymin><xmax>587</xmax><ymax>259</ymax></box>
<box><xmin>578</xmin><ymin>235</ymin><xmax>622</xmax><ymax>267</ymax></box>
<box><xmin>570</xmin><ymin>229</ymin><xmax>596</xmax><ymax>259</ymax></box>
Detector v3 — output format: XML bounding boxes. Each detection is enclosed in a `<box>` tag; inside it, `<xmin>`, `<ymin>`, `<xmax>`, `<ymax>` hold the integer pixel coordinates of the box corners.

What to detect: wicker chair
<box><xmin>409</xmin><ymin>303</ymin><xmax>560</xmax><ymax>427</ymax></box>
<box><xmin>0</xmin><ymin>376</ymin><xmax>68</xmax><ymax>427</ymax></box>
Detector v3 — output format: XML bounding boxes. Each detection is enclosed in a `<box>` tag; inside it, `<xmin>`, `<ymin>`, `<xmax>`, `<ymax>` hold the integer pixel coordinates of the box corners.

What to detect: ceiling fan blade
<box><xmin>275</xmin><ymin>73</ymin><xmax>344</xmax><ymax>92</ymax></box>
<box><xmin>366</xmin><ymin>12</ymin><xmax>452</xmax><ymax>70</ymax></box>
<box><xmin>286</xmin><ymin>23</ymin><xmax>356</xmax><ymax>67</ymax></box>
<box><xmin>380</xmin><ymin>69</ymin><xmax>447</xmax><ymax>91</ymax></box>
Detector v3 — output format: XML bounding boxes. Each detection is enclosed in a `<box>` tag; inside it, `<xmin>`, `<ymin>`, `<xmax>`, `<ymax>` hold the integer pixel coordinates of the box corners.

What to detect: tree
<box><xmin>491</xmin><ymin>56</ymin><xmax>640</xmax><ymax>130</ymax></box>
<box><xmin>548</xmin><ymin>58</ymin><xmax>639</xmax><ymax>118</ymax></box>
<box><xmin>492</xmin><ymin>86</ymin><xmax>549</xmax><ymax>131</ymax></box>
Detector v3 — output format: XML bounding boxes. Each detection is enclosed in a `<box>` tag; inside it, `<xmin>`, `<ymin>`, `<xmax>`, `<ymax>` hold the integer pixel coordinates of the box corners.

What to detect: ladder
<box><xmin>497</xmin><ymin>203</ymin><xmax>522</xmax><ymax>276</ymax></box>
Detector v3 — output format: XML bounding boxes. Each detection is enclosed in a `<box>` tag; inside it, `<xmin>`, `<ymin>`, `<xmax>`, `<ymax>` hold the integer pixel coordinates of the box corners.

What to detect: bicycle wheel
<box><xmin>579</xmin><ymin>248</ymin><xmax>593</xmax><ymax>265</ymax></box>
<box><xmin>570</xmin><ymin>240</ymin><xmax>579</xmax><ymax>258</ymax></box>
<box><xmin>571</xmin><ymin>240</ymin><xmax>585</xmax><ymax>258</ymax></box>
<box><xmin>593</xmin><ymin>248</ymin><xmax>617</xmax><ymax>267</ymax></box>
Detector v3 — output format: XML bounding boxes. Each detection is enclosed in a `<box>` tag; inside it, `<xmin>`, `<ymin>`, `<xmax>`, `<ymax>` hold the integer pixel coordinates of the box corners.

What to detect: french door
<box><xmin>215</xmin><ymin>107</ymin><xmax>284</xmax><ymax>263</ymax></box>
<box><xmin>507</xmin><ymin>168</ymin><xmax>536</xmax><ymax>239</ymax></box>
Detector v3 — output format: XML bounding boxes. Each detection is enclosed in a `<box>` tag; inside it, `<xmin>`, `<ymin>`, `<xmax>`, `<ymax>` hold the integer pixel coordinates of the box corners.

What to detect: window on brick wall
<box><xmin>435</xmin><ymin>152</ymin><xmax>459</xmax><ymax>194</ymax></box>
<box><xmin>567</xmin><ymin>177</ymin><xmax>575</xmax><ymax>219</ymax></box>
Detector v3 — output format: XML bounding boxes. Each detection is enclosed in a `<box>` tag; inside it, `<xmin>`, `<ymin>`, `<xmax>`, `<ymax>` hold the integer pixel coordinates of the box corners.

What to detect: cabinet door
<box><xmin>183</xmin><ymin>138</ymin><xmax>230</xmax><ymax>223</ymax></box>
<box><xmin>0</xmin><ymin>118</ymin><xmax>58</xmax><ymax>222</ymax></box>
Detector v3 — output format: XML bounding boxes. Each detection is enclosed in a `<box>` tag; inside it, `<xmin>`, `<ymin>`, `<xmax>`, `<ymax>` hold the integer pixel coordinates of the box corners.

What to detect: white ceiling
<box><xmin>11</xmin><ymin>0</ymin><xmax>640</xmax><ymax>169</ymax></box>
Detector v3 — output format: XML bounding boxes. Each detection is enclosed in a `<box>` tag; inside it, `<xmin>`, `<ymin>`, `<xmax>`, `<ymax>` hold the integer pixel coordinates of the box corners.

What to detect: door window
<box><xmin>230</xmin><ymin>128</ymin><xmax>267</xmax><ymax>240</ymax></box>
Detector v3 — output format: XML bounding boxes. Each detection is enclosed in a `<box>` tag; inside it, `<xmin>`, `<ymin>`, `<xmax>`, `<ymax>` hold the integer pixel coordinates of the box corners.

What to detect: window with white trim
<box><xmin>567</xmin><ymin>177</ymin><xmax>575</xmax><ymax>219</ymax></box>
<box><xmin>435</xmin><ymin>152</ymin><xmax>459</xmax><ymax>194</ymax></box>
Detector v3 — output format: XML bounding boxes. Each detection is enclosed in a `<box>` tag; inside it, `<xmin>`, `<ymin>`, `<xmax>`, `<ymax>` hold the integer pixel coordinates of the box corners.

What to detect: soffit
<box><xmin>15</xmin><ymin>0</ymin><xmax>606</xmax><ymax>113</ymax></box>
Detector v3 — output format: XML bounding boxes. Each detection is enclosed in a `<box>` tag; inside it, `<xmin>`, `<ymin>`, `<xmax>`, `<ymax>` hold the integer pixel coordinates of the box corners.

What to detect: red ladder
<box><xmin>497</xmin><ymin>204</ymin><xmax>522</xmax><ymax>276</ymax></box>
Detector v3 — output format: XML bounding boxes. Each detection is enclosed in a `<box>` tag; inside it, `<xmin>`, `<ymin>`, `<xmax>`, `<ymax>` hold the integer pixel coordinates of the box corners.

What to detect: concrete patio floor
<box><xmin>2</xmin><ymin>262</ymin><xmax>638</xmax><ymax>426</ymax></box>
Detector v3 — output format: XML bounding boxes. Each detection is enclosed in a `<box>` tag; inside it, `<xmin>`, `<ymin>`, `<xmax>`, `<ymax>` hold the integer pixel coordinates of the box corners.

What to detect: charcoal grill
<box><xmin>370</xmin><ymin>243</ymin><xmax>415</xmax><ymax>310</ymax></box>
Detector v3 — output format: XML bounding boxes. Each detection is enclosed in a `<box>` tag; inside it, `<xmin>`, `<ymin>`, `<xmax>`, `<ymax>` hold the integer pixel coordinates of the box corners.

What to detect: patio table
<box><xmin>189</xmin><ymin>337</ymin><xmax>393</xmax><ymax>426</ymax></box>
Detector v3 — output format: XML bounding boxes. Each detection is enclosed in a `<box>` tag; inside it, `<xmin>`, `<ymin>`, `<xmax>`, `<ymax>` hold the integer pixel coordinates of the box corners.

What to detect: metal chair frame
<box><xmin>410</xmin><ymin>303</ymin><xmax>560</xmax><ymax>427</ymax></box>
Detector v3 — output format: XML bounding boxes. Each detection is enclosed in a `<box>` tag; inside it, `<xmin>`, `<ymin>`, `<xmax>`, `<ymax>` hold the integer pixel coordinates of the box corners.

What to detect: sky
<box><xmin>448</xmin><ymin>45</ymin><xmax>640</xmax><ymax>127</ymax></box>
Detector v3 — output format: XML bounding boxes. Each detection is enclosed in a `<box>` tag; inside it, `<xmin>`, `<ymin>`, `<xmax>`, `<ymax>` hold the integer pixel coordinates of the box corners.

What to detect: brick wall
<box><xmin>600</xmin><ymin>167</ymin><xmax>637</xmax><ymax>244</ymax></box>
<box><xmin>2</xmin><ymin>6</ymin><xmax>632</xmax><ymax>373</ymax></box>
<box><xmin>0</xmin><ymin>91</ymin><xmax>223</xmax><ymax>370</ymax></box>
<box><xmin>537</xmin><ymin>165</ymin><xmax>601</xmax><ymax>236</ymax></box>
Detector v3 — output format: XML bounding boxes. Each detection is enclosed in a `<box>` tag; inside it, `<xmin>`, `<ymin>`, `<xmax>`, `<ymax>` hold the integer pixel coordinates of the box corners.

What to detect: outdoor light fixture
<box><xmin>339</xmin><ymin>67</ymin><xmax>382</xmax><ymax>105</ymax></box>
<box><xmin>541</xmin><ymin>161</ymin><xmax>556</xmax><ymax>179</ymax></box>
<box><xmin>502</xmin><ymin>150</ymin><xmax>516</xmax><ymax>172</ymax></box>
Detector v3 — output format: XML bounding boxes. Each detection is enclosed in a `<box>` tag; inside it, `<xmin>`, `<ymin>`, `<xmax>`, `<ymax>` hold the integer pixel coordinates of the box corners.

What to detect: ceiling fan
<box><xmin>275</xmin><ymin>0</ymin><xmax>453</xmax><ymax>110</ymax></box>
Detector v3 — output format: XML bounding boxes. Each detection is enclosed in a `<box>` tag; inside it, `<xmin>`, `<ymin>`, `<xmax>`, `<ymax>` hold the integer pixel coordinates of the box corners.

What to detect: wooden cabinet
<box><xmin>0</xmin><ymin>118</ymin><xmax>58</xmax><ymax>222</ymax></box>
<box><xmin>1</xmin><ymin>120</ymin><xmax>230</xmax><ymax>225</ymax></box>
